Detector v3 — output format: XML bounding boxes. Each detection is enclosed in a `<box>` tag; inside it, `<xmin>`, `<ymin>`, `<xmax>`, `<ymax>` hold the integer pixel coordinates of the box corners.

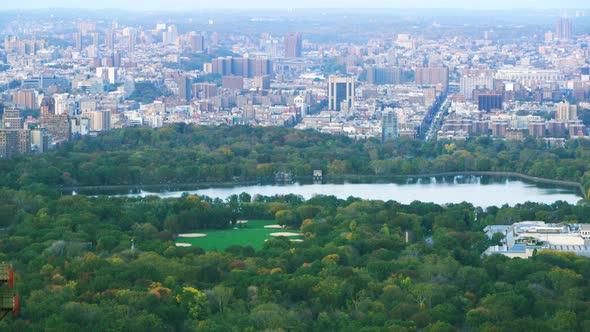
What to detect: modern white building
<box><xmin>483</xmin><ymin>221</ymin><xmax>590</xmax><ymax>258</ymax></box>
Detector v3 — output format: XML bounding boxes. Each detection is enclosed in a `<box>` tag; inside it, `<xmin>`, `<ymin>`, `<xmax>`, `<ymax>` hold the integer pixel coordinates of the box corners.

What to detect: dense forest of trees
<box><xmin>1</xmin><ymin>184</ymin><xmax>590</xmax><ymax>330</ymax></box>
<box><xmin>2</xmin><ymin>125</ymin><xmax>590</xmax><ymax>330</ymax></box>
<box><xmin>1</xmin><ymin>124</ymin><xmax>590</xmax><ymax>194</ymax></box>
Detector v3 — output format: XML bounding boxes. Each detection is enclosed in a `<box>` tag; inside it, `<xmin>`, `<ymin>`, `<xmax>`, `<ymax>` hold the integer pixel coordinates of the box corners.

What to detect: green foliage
<box><xmin>128</xmin><ymin>82</ymin><xmax>171</xmax><ymax>104</ymax></box>
<box><xmin>2</xmin><ymin>125</ymin><xmax>590</xmax><ymax>197</ymax></box>
<box><xmin>0</xmin><ymin>125</ymin><xmax>589</xmax><ymax>330</ymax></box>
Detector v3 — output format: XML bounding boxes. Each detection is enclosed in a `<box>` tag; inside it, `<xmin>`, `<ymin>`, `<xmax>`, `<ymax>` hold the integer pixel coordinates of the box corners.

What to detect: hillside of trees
<box><xmin>1</xmin><ymin>124</ymin><xmax>590</xmax><ymax>194</ymax></box>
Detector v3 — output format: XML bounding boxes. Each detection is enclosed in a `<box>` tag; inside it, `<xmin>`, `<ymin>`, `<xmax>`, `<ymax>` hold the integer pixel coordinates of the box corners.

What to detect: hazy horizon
<box><xmin>3</xmin><ymin>0</ymin><xmax>590</xmax><ymax>11</ymax></box>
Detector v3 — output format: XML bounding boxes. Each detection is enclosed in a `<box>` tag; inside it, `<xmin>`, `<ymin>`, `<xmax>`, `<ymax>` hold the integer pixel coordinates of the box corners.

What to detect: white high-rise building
<box><xmin>327</xmin><ymin>76</ymin><xmax>355</xmax><ymax>112</ymax></box>
<box><xmin>460</xmin><ymin>75</ymin><xmax>495</xmax><ymax>100</ymax></box>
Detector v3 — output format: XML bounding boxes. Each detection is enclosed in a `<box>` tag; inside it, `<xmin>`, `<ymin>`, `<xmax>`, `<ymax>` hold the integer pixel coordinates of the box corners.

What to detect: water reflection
<box><xmin>78</xmin><ymin>176</ymin><xmax>583</xmax><ymax>208</ymax></box>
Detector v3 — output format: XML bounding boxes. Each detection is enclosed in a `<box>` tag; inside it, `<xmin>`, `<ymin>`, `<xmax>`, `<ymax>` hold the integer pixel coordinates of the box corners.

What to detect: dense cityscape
<box><xmin>2</xmin><ymin>4</ymin><xmax>590</xmax><ymax>331</ymax></box>
<box><xmin>0</xmin><ymin>9</ymin><xmax>589</xmax><ymax>157</ymax></box>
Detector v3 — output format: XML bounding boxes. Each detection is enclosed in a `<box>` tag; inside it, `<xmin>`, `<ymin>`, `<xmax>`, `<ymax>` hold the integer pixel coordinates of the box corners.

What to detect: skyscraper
<box><xmin>382</xmin><ymin>108</ymin><xmax>399</xmax><ymax>142</ymax></box>
<box><xmin>328</xmin><ymin>76</ymin><xmax>355</xmax><ymax>112</ymax></box>
<box><xmin>284</xmin><ymin>32</ymin><xmax>302</xmax><ymax>58</ymax></box>
<box><xmin>556</xmin><ymin>17</ymin><xmax>572</xmax><ymax>41</ymax></box>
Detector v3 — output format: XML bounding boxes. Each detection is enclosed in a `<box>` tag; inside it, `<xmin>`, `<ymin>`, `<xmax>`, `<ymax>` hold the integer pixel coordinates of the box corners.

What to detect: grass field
<box><xmin>175</xmin><ymin>220</ymin><xmax>303</xmax><ymax>251</ymax></box>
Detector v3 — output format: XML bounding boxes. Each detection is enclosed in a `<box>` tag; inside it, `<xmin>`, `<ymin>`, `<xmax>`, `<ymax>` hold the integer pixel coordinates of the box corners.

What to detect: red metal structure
<box><xmin>0</xmin><ymin>263</ymin><xmax>18</xmax><ymax>320</ymax></box>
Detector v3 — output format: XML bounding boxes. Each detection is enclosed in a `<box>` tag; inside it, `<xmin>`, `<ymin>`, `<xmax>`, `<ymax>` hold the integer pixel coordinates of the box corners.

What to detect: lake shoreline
<box><xmin>59</xmin><ymin>172</ymin><xmax>586</xmax><ymax>198</ymax></box>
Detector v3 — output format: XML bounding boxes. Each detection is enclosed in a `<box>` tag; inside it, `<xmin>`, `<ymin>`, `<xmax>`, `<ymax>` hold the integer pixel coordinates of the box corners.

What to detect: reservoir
<box><xmin>98</xmin><ymin>175</ymin><xmax>583</xmax><ymax>208</ymax></box>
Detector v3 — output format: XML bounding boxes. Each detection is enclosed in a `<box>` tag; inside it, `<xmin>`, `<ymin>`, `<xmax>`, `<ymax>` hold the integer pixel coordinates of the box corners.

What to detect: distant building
<box><xmin>495</xmin><ymin>67</ymin><xmax>563</xmax><ymax>87</ymax></box>
<box><xmin>483</xmin><ymin>222</ymin><xmax>590</xmax><ymax>259</ymax></box>
<box><xmin>366</xmin><ymin>66</ymin><xmax>402</xmax><ymax>85</ymax></box>
<box><xmin>193</xmin><ymin>83</ymin><xmax>217</xmax><ymax>99</ymax></box>
<box><xmin>189</xmin><ymin>32</ymin><xmax>204</xmax><ymax>52</ymax></box>
<box><xmin>0</xmin><ymin>129</ymin><xmax>30</xmax><ymax>158</ymax></box>
<box><xmin>528</xmin><ymin>121</ymin><xmax>546</xmax><ymax>138</ymax></box>
<box><xmin>567</xmin><ymin>120</ymin><xmax>586</xmax><ymax>137</ymax></box>
<box><xmin>177</xmin><ymin>75</ymin><xmax>192</xmax><ymax>101</ymax></box>
<box><xmin>211</xmin><ymin>57</ymin><xmax>273</xmax><ymax>78</ymax></box>
<box><xmin>460</xmin><ymin>75</ymin><xmax>495</xmax><ymax>100</ymax></box>
<box><xmin>415</xmin><ymin>66</ymin><xmax>448</xmax><ymax>90</ymax></box>
<box><xmin>90</xmin><ymin>110</ymin><xmax>111</xmax><ymax>132</ymax></box>
<box><xmin>40</xmin><ymin>114</ymin><xmax>70</xmax><ymax>144</ymax></box>
<box><xmin>490</xmin><ymin>121</ymin><xmax>508</xmax><ymax>138</ymax></box>
<box><xmin>222</xmin><ymin>76</ymin><xmax>244</xmax><ymax>90</ymax></box>
<box><xmin>40</xmin><ymin>96</ymin><xmax>56</xmax><ymax>116</ymax></box>
<box><xmin>381</xmin><ymin>108</ymin><xmax>398</xmax><ymax>142</ymax></box>
<box><xmin>478</xmin><ymin>93</ymin><xmax>503</xmax><ymax>112</ymax></box>
<box><xmin>30</xmin><ymin>128</ymin><xmax>49</xmax><ymax>153</ymax></box>
<box><xmin>327</xmin><ymin>76</ymin><xmax>355</xmax><ymax>112</ymax></box>
<box><xmin>10</xmin><ymin>90</ymin><xmax>38</xmax><ymax>109</ymax></box>
<box><xmin>547</xmin><ymin>120</ymin><xmax>566</xmax><ymax>137</ymax></box>
<box><xmin>2</xmin><ymin>108</ymin><xmax>23</xmax><ymax>129</ymax></box>
<box><xmin>253</xmin><ymin>75</ymin><xmax>271</xmax><ymax>90</ymax></box>
<box><xmin>556</xmin><ymin>101</ymin><xmax>578</xmax><ymax>121</ymax></box>
<box><xmin>556</xmin><ymin>17</ymin><xmax>572</xmax><ymax>41</ymax></box>
<box><xmin>96</xmin><ymin>67</ymin><xmax>117</xmax><ymax>84</ymax></box>
<box><xmin>284</xmin><ymin>32</ymin><xmax>302</xmax><ymax>58</ymax></box>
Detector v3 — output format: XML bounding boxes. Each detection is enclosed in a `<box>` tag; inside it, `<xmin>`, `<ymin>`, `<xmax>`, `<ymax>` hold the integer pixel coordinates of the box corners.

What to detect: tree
<box><xmin>176</xmin><ymin>287</ymin><xmax>209</xmax><ymax>320</ymax></box>
<box><xmin>208</xmin><ymin>285</ymin><xmax>233</xmax><ymax>314</ymax></box>
<box><xmin>275</xmin><ymin>210</ymin><xmax>299</xmax><ymax>228</ymax></box>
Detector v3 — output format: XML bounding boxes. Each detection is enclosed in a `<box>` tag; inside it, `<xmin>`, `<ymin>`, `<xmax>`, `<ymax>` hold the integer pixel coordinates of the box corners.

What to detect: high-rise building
<box><xmin>74</xmin><ymin>32</ymin><xmax>82</xmax><ymax>51</ymax></box>
<box><xmin>40</xmin><ymin>96</ymin><xmax>70</xmax><ymax>145</ymax></box>
<box><xmin>11</xmin><ymin>90</ymin><xmax>38</xmax><ymax>109</ymax></box>
<box><xmin>177</xmin><ymin>76</ymin><xmax>192</xmax><ymax>101</ymax></box>
<box><xmin>91</xmin><ymin>32</ymin><xmax>99</xmax><ymax>50</ymax></box>
<box><xmin>460</xmin><ymin>75</ymin><xmax>495</xmax><ymax>100</ymax></box>
<box><xmin>2</xmin><ymin>108</ymin><xmax>23</xmax><ymax>129</ymax></box>
<box><xmin>328</xmin><ymin>76</ymin><xmax>355</xmax><ymax>112</ymax></box>
<box><xmin>40</xmin><ymin>96</ymin><xmax>56</xmax><ymax>116</ymax></box>
<box><xmin>211</xmin><ymin>57</ymin><xmax>273</xmax><ymax>78</ymax></box>
<box><xmin>189</xmin><ymin>32</ymin><xmax>204</xmax><ymax>52</ymax></box>
<box><xmin>128</xmin><ymin>31</ymin><xmax>135</xmax><ymax>52</ymax></box>
<box><xmin>0</xmin><ymin>129</ymin><xmax>30</xmax><ymax>158</ymax></box>
<box><xmin>556</xmin><ymin>17</ymin><xmax>572</xmax><ymax>41</ymax></box>
<box><xmin>556</xmin><ymin>101</ymin><xmax>578</xmax><ymax>121</ymax></box>
<box><xmin>105</xmin><ymin>29</ymin><xmax>115</xmax><ymax>51</ymax></box>
<box><xmin>366</xmin><ymin>66</ymin><xmax>402</xmax><ymax>85</ymax></box>
<box><xmin>529</xmin><ymin>122</ymin><xmax>546</xmax><ymax>138</ymax></box>
<box><xmin>30</xmin><ymin>128</ymin><xmax>49</xmax><ymax>153</ymax></box>
<box><xmin>381</xmin><ymin>108</ymin><xmax>399</xmax><ymax>142</ymax></box>
<box><xmin>253</xmin><ymin>75</ymin><xmax>271</xmax><ymax>90</ymax></box>
<box><xmin>284</xmin><ymin>32</ymin><xmax>302</xmax><ymax>58</ymax></box>
<box><xmin>193</xmin><ymin>83</ymin><xmax>217</xmax><ymax>99</ymax></box>
<box><xmin>222</xmin><ymin>76</ymin><xmax>244</xmax><ymax>90</ymax></box>
<box><xmin>90</xmin><ymin>110</ymin><xmax>111</xmax><ymax>132</ymax></box>
<box><xmin>478</xmin><ymin>93</ymin><xmax>503</xmax><ymax>112</ymax></box>
<box><xmin>415</xmin><ymin>66</ymin><xmax>449</xmax><ymax>90</ymax></box>
<box><xmin>163</xmin><ymin>25</ymin><xmax>178</xmax><ymax>45</ymax></box>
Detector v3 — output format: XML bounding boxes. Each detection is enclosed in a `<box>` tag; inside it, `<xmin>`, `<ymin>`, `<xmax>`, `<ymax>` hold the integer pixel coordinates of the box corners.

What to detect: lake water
<box><xmin>107</xmin><ymin>176</ymin><xmax>583</xmax><ymax>208</ymax></box>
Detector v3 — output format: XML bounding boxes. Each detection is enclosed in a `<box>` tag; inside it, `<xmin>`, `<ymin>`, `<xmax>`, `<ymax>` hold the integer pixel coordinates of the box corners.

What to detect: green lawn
<box><xmin>175</xmin><ymin>220</ymin><xmax>303</xmax><ymax>251</ymax></box>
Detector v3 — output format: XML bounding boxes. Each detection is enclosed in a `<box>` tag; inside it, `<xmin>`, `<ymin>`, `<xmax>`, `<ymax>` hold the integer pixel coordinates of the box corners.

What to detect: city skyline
<box><xmin>3</xmin><ymin>0</ymin><xmax>590</xmax><ymax>11</ymax></box>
